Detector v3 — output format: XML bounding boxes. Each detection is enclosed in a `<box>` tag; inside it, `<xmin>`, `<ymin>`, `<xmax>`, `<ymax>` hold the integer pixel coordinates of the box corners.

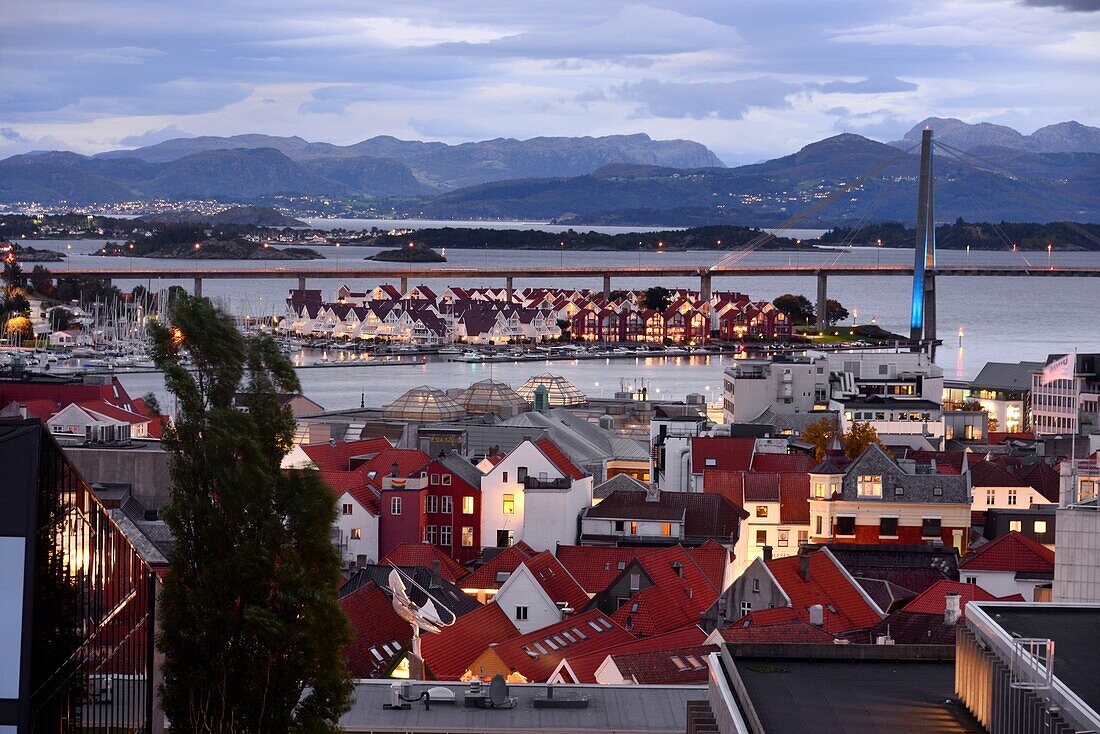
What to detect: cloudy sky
<box><xmin>1</xmin><ymin>0</ymin><xmax>1097</xmax><ymax>163</ymax></box>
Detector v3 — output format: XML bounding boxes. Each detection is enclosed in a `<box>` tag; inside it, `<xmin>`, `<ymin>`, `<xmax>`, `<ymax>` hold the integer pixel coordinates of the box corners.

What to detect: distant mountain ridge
<box><xmin>892</xmin><ymin>118</ymin><xmax>1100</xmax><ymax>153</ymax></box>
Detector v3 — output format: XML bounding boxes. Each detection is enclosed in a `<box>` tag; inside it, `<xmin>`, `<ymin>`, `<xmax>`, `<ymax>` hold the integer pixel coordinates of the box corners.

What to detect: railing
<box><xmin>30</xmin><ymin>433</ymin><xmax>156</xmax><ymax>733</ymax></box>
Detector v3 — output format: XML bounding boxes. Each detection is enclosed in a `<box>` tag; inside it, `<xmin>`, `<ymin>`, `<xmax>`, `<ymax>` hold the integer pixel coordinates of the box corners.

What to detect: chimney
<box><xmin>944</xmin><ymin>593</ymin><xmax>962</xmax><ymax>625</ymax></box>
<box><xmin>391</xmin><ymin>461</ymin><xmax>399</xmax><ymax>478</ymax></box>
<box><xmin>799</xmin><ymin>552</ymin><xmax>811</xmax><ymax>583</ymax></box>
<box><xmin>762</xmin><ymin>545</ymin><xmax>773</xmax><ymax>562</ymax></box>
<box><xmin>430</xmin><ymin>559</ymin><xmax>442</xmax><ymax>589</ymax></box>
<box><xmin>329</xmin><ymin>437</ymin><xmax>337</xmax><ymax>447</ymax></box>
<box><xmin>808</xmin><ymin>604</ymin><xmax>824</xmax><ymax>626</ymax></box>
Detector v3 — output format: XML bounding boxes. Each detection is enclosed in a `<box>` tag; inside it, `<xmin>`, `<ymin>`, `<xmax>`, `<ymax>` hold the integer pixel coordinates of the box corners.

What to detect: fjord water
<box><xmin>35</xmin><ymin>238</ymin><xmax>1099</xmax><ymax>411</ymax></box>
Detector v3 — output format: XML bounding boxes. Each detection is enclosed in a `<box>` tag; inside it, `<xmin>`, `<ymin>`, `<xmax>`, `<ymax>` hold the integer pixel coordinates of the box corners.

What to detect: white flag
<box><xmin>1041</xmin><ymin>354</ymin><xmax>1074</xmax><ymax>385</ymax></box>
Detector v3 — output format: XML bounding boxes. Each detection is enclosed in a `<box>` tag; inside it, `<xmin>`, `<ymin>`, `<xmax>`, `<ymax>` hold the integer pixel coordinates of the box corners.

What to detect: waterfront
<box><xmin>27</xmin><ymin>237</ymin><xmax>1100</xmax><ymax>408</ymax></box>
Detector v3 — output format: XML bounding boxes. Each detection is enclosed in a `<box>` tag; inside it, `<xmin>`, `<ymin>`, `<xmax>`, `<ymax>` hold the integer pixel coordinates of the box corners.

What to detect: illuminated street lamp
<box><xmin>876</xmin><ymin>238</ymin><xmax>882</xmax><ymax>266</ymax></box>
<box><xmin>1047</xmin><ymin>243</ymin><xmax>1053</xmax><ymax>269</ymax></box>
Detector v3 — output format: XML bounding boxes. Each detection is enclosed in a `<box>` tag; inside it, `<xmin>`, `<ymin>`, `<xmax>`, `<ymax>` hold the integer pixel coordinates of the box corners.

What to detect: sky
<box><xmin>1</xmin><ymin>0</ymin><xmax>1098</xmax><ymax>164</ymax></box>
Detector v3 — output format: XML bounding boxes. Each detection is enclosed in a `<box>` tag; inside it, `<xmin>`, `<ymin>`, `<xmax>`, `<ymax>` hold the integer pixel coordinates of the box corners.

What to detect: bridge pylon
<box><xmin>910</xmin><ymin>128</ymin><xmax>937</xmax><ymax>353</ymax></box>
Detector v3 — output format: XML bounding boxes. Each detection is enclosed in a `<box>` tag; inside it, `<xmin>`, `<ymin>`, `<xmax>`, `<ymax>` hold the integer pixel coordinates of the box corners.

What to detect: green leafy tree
<box><xmin>825</xmin><ymin>299</ymin><xmax>849</xmax><ymax>326</ymax></box>
<box><xmin>149</xmin><ymin>294</ymin><xmax>352</xmax><ymax>734</ymax></box>
<box><xmin>30</xmin><ymin>265</ymin><xmax>53</xmax><ymax>296</ymax></box>
<box><xmin>801</xmin><ymin>417</ymin><xmax>887</xmax><ymax>461</ymax></box>
<box><xmin>3</xmin><ymin>259</ymin><xmax>24</xmax><ymax>291</ymax></box>
<box><xmin>644</xmin><ymin>286</ymin><xmax>671</xmax><ymax>312</ymax></box>
<box><xmin>773</xmin><ymin>294</ymin><xmax>814</xmax><ymax>325</ymax></box>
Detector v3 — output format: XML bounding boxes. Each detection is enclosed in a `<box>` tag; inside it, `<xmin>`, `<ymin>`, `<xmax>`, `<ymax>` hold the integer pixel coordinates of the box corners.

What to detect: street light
<box><xmin>1047</xmin><ymin>243</ymin><xmax>1053</xmax><ymax>269</ymax></box>
<box><xmin>560</xmin><ymin>241</ymin><xmax>564</xmax><ymax>269</ymax></box>
<box><xmin>876</xmin><ymin>238</ymin><xmax>882</xmax><ymax>266</ymax></box>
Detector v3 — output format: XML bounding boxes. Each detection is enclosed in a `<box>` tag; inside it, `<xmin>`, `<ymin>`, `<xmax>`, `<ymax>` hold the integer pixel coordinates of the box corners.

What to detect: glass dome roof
<box><xmin>516</xmin><ymin>373</ymin><xmax>587</xmax><ymax>407</ymax></box>
<box><xmin>382</xmin><ymin>385</ymin><xmax>467</xmax><ymax>421</ymax></box>
<box><xmin>456</xmin><ymin>380</ymin><xmax>529</xmax><ymax>414</ymax></box>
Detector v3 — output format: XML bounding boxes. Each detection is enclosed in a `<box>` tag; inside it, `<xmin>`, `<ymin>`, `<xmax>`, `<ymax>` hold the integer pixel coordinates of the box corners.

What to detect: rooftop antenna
<box><xmin>387</xmin><ymin>565</ymin><xmax>456</xmax><ymax>680</ymax></box>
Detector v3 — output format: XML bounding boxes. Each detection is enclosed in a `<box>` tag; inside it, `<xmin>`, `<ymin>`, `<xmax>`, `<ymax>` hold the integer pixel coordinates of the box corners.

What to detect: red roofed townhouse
<box><xmin>490</xmin><ymin>550</ymin><xmax>590</xmax><ymax>633</ymax></box>
<box><xmin>0</xmin><ymin>375</ymin><xmax>137</xmax><ymax>412</ymax></box>
<box><xmin>376</xmin><ymin>451</ymin><xmax>483</xmax><ymax>563</ymax></box>
<box><xmin>969</xmin><ymin>460</ymin><xmax>1058</xmax><ymax>519</ymax></box>
<box><xmin>46</xmin><ymin>400</ymin><xmax>151</xmax><ymax>439</ymax></box>
<box><xmin>316</xmin><ymin>469</ymin><xmax>380</xmax><ymax>568</ymax></box>
<box><xmin>554</xmin><ymin>541</ymin><xmax>730</xmax><ymax>595</ymax></box>
<box><xmin>704</xmin><ymin>606</ymin><xmax>837</xmax><ymax>645</ymax></box>
<box><xmin>579</xmin><ymin>488</ymin><xmax>744</xmax><ymax>549</ymax></box>
<box><xmin>380</xmin><ymin>543</ymin><xmax>469</xmax><ymax>584</ymax></box>
<box><xmin>338</xmin><ymin>580</ymin><xmax>413</xmax><ymax>679</ymax></box>
<box><xmin>959</xmin><ymin>531</ymin><xmax>1055</xmax><ymax>601</ymax></box>
<box><xmin>462</xmin><ymin>610</ymin><xmax>634</xmax><ymax>682</ymax></box>
<box><xmin>701</xmin><ymin>546</ymin><xmax>885</xmax><ymax>634</ymax></box>
<box><xmin>690</xmin><ymin>436</ymin><xmax>756</xmax><ymax>488</ymax></box>
<box><xmin>548</xmin><ymin>625</ymin><xmax>708</xmax><ymax>684</ymax></box>
<box><xmin>598</xmin><ymin>644</ymin><xmax>717</xmax><ymax>685</ymax></box>
<box><xmin>809</xmin><ymin>445</ymin><xmax>972</xmax><ymax>552</ymax></box>
<box><xmin>901</xmin><ymin>579</ymin><xmax>1023</xmax><ymax>619</ymax></box>
<box><xmin>460</xmin><ymin>542</ymin><xmax>540</xmax><ymax>603</ymax></box>
<box><xmin>586</xmin><ymin>546</ymin><xmax>719</xmax><ymax>636</ymax></box>
<box><xmin>479</xmin><ymin>437</ymin><xmax>593</xmax><ymax>553</ymax></box>
<box><xmin>704</xmin><ymin>469</ymin><xmax>812</xmax><ymax>578</ymax></box>
<box><xmin>288</xmin><ymin>436</ymin><xmax>392</xmax><ymax>471</ymax></box>
<box><xmin>411</xmin><ymin>602</ymin><xmax>520</xmax><ymax>681</ymax></box>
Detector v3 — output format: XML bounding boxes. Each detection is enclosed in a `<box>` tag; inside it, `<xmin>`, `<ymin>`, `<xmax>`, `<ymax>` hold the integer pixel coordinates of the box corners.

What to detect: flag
<box><xmin>1041</xmin><ymin>354</ymin><xmax>1074</xmax><ymax>385</ymax></box>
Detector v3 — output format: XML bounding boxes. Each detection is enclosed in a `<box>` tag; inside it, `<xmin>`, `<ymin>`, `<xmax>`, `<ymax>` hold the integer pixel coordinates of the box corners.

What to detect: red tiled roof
<box><xmin>765</xmin><ymin>550</ymin><xmax>883</xmax><ymax>634</ymax></box>
<box><xmin>1013</xmin><ymin>462</ymin><xmax>1060</xmax><ymax>503</ymax></box>
<box><xmin>0</xmin><ymin>378</ymin><xmax>135</xmax><ymax>411</ymax></box>
<box><xmin>420</xmin><ymin>603</ymin><xmax>520</xmax><ymax>680</ymax></box>
<box><xmin>130</xmin><ymin>398</ymin><xmax>169</xmax><ymax>438</ymax></box>
<box><xmin>779</xmin><ymin>474</ymin><xmax>811</xmax><ymax>524</ymax></box>
<box><xmin>75</xmin><ymin>400</ymin><xmax>149</xmax><ymax>425</ymax></box>
<box><xmin>584</xmin><ymin>489</ymin><xmax>744</xmax><ymax>542</ymax></box>
<box><xmin>7</xmin><ymin>398</ymin><xmax>60</xmax><ymax>421</ymax></box>
<box><xmin>472</xmin><ymin>610</ymin><xmax>634</xmax><ymax>682</ymax></box>
<box><xmin>555</xmin><ymin>542</ymin><xmax>728</xmax><ymax>594</ymax></box>
<box><xmin>691</xmin><ymin>437</ymin><xmax>755</xmax><ymax>473</ymax></box>
<box><xmin>463</xmin><ymin>542</ymin><xmax>540</xmax><ymax>590</ymax></box>
<box><xmin>852</xmin><ymin>610</ymin><xmax>958</xmax><ymax>645</ymax></box>
<box><xmin>359</xmin><ymin>448</ymin><xmax>433</xmax><ymax>488</ymax></box>
<box><xmin>522</xmin><ymin>551</ymin><xmax>590</xmax><ymax>612</ymax></box>
<box><xmin>315</xmin><ymin>470</ymin><xmax>380</xmax><ymax>515</ymax></box>
<box><xmin>969</xmin><ymin>460</ymin><xmax>1027</xmax><ymax>488</ymax></box>
<box><xmin>902</xmin><ymin>579</ymin><xmax>1023</xmax><ymax>618</ymax></box>
<box><xmin>751</xmin><ymin>453</ymin><xmax>816</xmax><ymax>473</ymax></box>
<box><xmin>555</xmin><ymin>626</ymin><xmax>707</xmax><ymax>683</ymax></box>
<box><xmin>959</xmin><ymin>531</ymin><xmax>1054</xmax><ymax>574</ymax></box>
<box><xmin>609</xmin><ymin>645</ymin><xmax>718</xmax><ymax>684</ymax></box>
<box><xmin>300</xmin><ymin>437</ymin><xmax>392</xmax><ymax>472</ymax></box>
<box><xmin>717</xmin><ymin>608</ymin><xmax>836</xmax><ymax>644</ymax></box>
<box><xmin>533</xmin><ymin>437</ymin><xmax>586</xmax><ymax>480</ymax></box>
<box><xmin>339</xmin><ymin>581</ymin><xmax>412</xmax><ymax>678</ymax></box>
<box><xmin>609</xmin><ymin>547</ymin><xmax>718</xmax><ymax>636</ymax></box>
<box><xmin>380</xmin><ymin>543</ymin><xmax>469</xmax><ymax>583</ymax></box>
<box><xmin>906</xmin><ymin>450</ymin><xmax>967</xmax><ymax>474</ymax></box>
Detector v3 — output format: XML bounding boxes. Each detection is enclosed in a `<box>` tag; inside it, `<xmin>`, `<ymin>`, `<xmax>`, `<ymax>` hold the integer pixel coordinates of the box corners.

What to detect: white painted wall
<box><xmin>492</xmin><ymin>564</ymin><xmax>563</xmax><ymax>634</ymax></box>
<box><xmin>958</xmin><ymin>571</ymin><xmax>1044</xmax><ymax>601</ymax></box>
<box><xmin>334</xmin><ymin>493</ymin><xmax>379</xmax><ymax>567</ymax></box>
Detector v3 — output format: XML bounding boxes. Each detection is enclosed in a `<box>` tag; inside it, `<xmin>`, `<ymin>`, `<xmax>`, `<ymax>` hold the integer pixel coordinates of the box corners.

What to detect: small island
<box><xmin>2</xmin><ymin>242</ymin><xmax>66</xmax><ymax>261</ymax></box>
<box><xmin>96</xmin><ymin>237</ymin><xmax>324</xmax><ymax>260</ymax></box>
<box><xmin>367</xmin><ymin>243</ymin><xmax>447</xmax><ymax>262</ymax></box>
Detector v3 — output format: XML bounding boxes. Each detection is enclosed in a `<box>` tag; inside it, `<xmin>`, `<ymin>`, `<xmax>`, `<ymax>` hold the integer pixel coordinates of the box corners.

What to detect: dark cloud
<box><xmin>614</xmin><ymin>78</ymin><xmax>800</xmax><ymax>120</ymax></box>
<box><xmin>813</xmin><ymin>75</ymin><xmax>918</xmax><ymax>94</ymax></box>
<box><xmin>1020</xmin><ymin>0</ymin><xmax>1100</xmax><ymax>10</ymax></box>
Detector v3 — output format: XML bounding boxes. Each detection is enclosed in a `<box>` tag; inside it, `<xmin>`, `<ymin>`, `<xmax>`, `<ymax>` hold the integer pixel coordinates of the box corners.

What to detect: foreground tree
<box><xmin>150</xmin><ymin>294</ymin><xmax>351</xmax><ymax>734</ymax></box>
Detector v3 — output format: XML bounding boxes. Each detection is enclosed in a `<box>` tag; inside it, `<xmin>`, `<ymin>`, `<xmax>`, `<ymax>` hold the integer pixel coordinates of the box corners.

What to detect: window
<box><xmin>933</xmin><ymin>486</ymin><xmax>943</xmax><ymax>497</ymax></box>
<box><xmin>461</xmin><ymin>526</ymin><xmax>474</xmax><ymax>546</ymax></box>
<box><xmin>1009</xmin><ymin>520</ymin><xmax>1022</xmax><ymax>532</ymax></box>
<box><xmin>425</xmin><ymin>525</ymin><xmax>437</xmax><ymax>544</ymax></box>
<box><xmin>778</xmin><ymin>529</ymin><xmax>789</xmax><ymax>547</ymax></box>
<box><xmin>986</xmin><ymin>488</ymin><xmax>996</xmax><ymax>506</ymax></box>
<box><xmin>441</xmin><ymin>496</ymin><xmax>453</xmax><ymax>514</ymax></box>
<box><xmin>661</xmin><ymin>522</ymin><xmax>672</xmax><ymax>536</ymax></box>
<box><xmin>739</xmin><ymin>601</ymin><xmax>752</xmax><ymax>617</ymax></box>
<box><xmin>462</xmin><ymin>496</ymin><xmax>474</xmax><ymax>514</ymax></box>
<box><xmin>502</xmin><ymin>494</ymin><xmax>515</xmax><ymax>514</ymax></box>
<box><xmin>798</xmin><ymin>530</ymin><xmax>809</xmax><ymax>546</ymax></box>
<box><xmin>965</xmin><ymin>576</ymin><xmax>977</xmax><ymax>585</ymax></box>
<box><xmin>515</xmin><ymin>606</ymin><xmax>528</xmax><ymax>621</ymax></box>
<box><xmin>442</xmin><ymin>474</ymin><xmax>451</xmax><ymax>486</ymax></box>
<box><xmin>497</xmin><ymin>529</ymin><xmax>514</xmax><ymax>547</ymax></box>
<box><xmin>880</xmin><ymin>517</ymin><xmax>899</xmax><ymax>537</ymax></box>
<box><xmin>813</xmin><ymin>482</ymin><xmax>825</xmax><ymax>499</ymax></box>
<box><xmin>894</xmin><ymin>486</ymin><xmax>904</xmax><ymax>496</ymax></box>
<box><xmin>630</xmin><ymin>521</ymin><xmax>639</xmax><ymax>535</ymax></box>
<box><xmin>351</xmin><ymin>528</ymin><xmax>362</xmax><ymax>540</ymax></box>
<box><xmin>704</xmin><ymin>457</ymin><xmax>717</xmax><ymax>467</ymax></box>
<box><xmin>922</xmin><ymin>517</ymin><xmax>941</xmax><ymax>538</ymax></box>
<box><xmin>755</xmin><ymin>529</ymin><xmax>767</xmax><ymax>546</ymax></box>
<box><xmin>502</xmin><ymin>471</ymin><xmax>508</xmax><ymax>483</ymax></box>
<box><xmin>390</xmin><ymin>497</ymin><xmax>402</xmax><ymax>515</ymax></box>
<box><xmin>425</xmin><ymin>495</ymin><xmax>438</xmax><ymax>513</ymax></box>
<box><xmin>629</xmin><ymin>572</ymin><xmax>641</xmax><ymax>591</ymax></box>
<box><xmin>440</xmin><ymin>526</ymin><xmax>452</xmax><ymax>546</ymax></box>
<box><xmin>836</xmin><ymin>516</ymin><xmax>856</xmax><ymax>536</ymax></box>
<box><xmin>342</xmin><ymin>503</ymin><xmax>353</xmax><ymax>515</ymax></box>
<box><xmin>1008</xmin><ymin>488</ymin><xmax>1017</xmax><ymax>506</ymax></box>
<box><xmin>756</xmin><ymin>505</ymin><xmax>768</xmax><ymax>518</ymax></box>
<box><xmin>752</xmin><ymin>579</ymin><xmax>760</xmax><ymax>593</ymax></box>
<box><xmin>517</xmin><ymin>466</ymin><xmax>528</xmax><ymax>482</ymax></box>
<box><xmin>857</xmin><ymin>475</ymin><xmax>883</xmax><ymax>498</ymax></box>
<box><xmin>614</xmin><ymin>520</ymin><xmax>625</xmax><ymax>533</ymax></box>
<box><xmin>815</xmin><ymin>516</ymin><xmax>823</xmax><ymax>535</ymax></box>
<box><xmin>431</xmin><ymin>473</ymin><xmax>440</xmax><ymax>485</ymax></box>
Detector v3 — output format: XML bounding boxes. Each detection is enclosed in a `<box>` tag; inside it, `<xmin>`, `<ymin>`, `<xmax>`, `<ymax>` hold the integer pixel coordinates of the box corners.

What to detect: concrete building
<box><xmin>1053</xmin><ymin>497</ymin><xmax>1100</xmax><ymax>603</ymax></box>
<box><xmin>946</xmin><ymin>360</ymin><xmax>1043</xmax><ymax>433</ymax></box>
<box><xmin>721</xmin><ymin>354</ymin><xmax>830</xmax><ymax>423</ymax></box>
<box><xmin>1031</xmin><ymin>352</ymin><xmax>1100</xmax><ymax>436</ymax></box>
<box><xmin>649</xmin><ymin>405</ymin><xmax>709</xmax><ymax>491</ymax></box>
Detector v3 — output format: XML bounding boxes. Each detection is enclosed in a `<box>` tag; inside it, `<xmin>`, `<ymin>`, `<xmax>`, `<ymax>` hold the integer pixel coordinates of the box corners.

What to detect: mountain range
<box><xmin>1</xmin><ymin>120</ymin><xmax>1098</xmax><ymax>225</ymax></box>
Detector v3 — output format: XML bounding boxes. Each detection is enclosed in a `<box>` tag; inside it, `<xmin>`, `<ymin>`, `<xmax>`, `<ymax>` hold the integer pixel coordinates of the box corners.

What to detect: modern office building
<box><xmin>1031</xmin><ymin>353</ymin><xmax>1100</xmax><ymax>436</ymax></box>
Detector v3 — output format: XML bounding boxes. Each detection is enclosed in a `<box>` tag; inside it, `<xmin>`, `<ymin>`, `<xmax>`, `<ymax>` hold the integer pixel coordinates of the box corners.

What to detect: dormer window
<box><xmin>857</xmin><ymin>475</ymin><xmax>883</xmax><ymax>498</ymax></box>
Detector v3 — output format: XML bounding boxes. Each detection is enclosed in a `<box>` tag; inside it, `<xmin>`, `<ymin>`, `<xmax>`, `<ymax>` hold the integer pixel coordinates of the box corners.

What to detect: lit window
<box><xmin>813</xmin><ymin>482</ymin><xmax>825</xmax><ymax>499</ymax></box>
<box><xmin>756</xmin><ymin>505</ymin><xmax>768</xmax><ymax>517</ymax></box>
<box><xmin>630</xmin><ymin>521</ymin><xmax>638</xmax><ymax>535</ymax></box>
<box><xmin>1034</xmin><ymin>521</ymin><xmax>1047</xmax><ymax>534</ymax></box>
<box><xmin>390</xmin><ymin>497</ymin><xmax>402</xmax><ymax>515</ymax></box>
<box><xmin>857</xmin><ymin>475</ymin><xmax>883</xmax><ymax>498</ymax></box>
<box><xmin>1010</xmin><ymin>520</ymin><xmax>1022</xmax><ymax>532</ymax></box>
<box><xmin>342</xmin><ymin>503</ymin><xmax>353</xmax><ymax>515</ymax></box>
<box><xmin>462</xmin><ymin>496</ymin><xmax>474</xmax><ymax>514</ymax></box>
<box><xmin>461</xmin><ymin>526</ymin><xmax>474</xmax><ymax>546</ymax></box>
<box><xmin>502</xmin><ymin>494</ymin><xmax>515</xmax><ymax>514</ymax></box>
<box><xmin>351</xmin><ymin>528</ymin><xmax>362</xmax><ymax>540</ymax></box>
<box><xmin>661</xmin><ymin>522</ymin><xmax>672</xmax><ymax>536</ymax></box>
<box><xmin>798</xmin><ymin>530</ymin><xmax>809</xmax><ymax>546</ymax></box>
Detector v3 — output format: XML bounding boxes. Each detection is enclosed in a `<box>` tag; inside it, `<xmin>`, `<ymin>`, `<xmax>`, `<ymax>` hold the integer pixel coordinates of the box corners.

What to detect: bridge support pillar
<box><xmin>700</xmin><ymin>272</ymin><xmax>716</xmax><ymax>335</ymax></box>
<box><xmin>400</xmin><ymin>276</ymin><xmax>408</xmax><ymax>294</ymax></box>
<box><xmin>816</xmin><ymin>273</ymin><xmax>827</xmax><ymax>334</ymax></box>
<box><xmin>506</xmin><ymin>276</ymin><xmax>514</xmax><ymax>304</ymax></box>
<box><xmin>194</xmin><ymin>277</ymin><xmax>202</xmax><ymax>298</ymax></box>
<box><xmin>298</xmin><ymin>275</ymin><xmax>306</xmax><ymax>292</ymax></box>
<box><xmin>603</xmin><ymin>275</ymin><xmax>611</xmax><ymax>301</ymax></box>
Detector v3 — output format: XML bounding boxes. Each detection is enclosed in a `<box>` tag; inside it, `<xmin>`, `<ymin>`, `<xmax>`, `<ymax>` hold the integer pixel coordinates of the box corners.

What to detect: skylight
<box><xmin>671</xmin><ymin>656</ymin><xmax>688</xmax><ymax>671</ymax></box>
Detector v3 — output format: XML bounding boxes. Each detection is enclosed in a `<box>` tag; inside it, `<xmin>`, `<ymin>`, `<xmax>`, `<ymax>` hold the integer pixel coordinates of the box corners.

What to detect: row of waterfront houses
<box><xmin>282</xmin><ymin>284</ymin><xmax>793</xmax><ymax>345</ymax></box>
